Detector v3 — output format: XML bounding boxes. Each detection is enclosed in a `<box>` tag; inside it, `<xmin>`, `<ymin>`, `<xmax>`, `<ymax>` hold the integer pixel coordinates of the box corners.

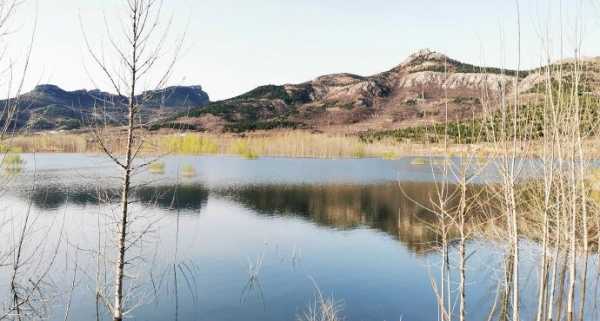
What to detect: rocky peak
<box><xmin>383</xmin><ymin>49</ymin><xmax>460</xmax><ymax>75</ymax></box>
<box><xmin>141</xmin><ymin>85</ymin><xmax>210</xmax><ymax>107</ymax></box>
<box><xmin>32</xmin><ymin>84</ymin><xmax>67</xmax><ymax>96</ymax></box>
<box><xmin>401</xmin><ymin>49</ymin><xmax>450</xmax><ymax>66</ymax></box>
<box><xmin>313</xmin><ymin>73</ymin><xmax>366</xmax><ymax>86</ymax></box>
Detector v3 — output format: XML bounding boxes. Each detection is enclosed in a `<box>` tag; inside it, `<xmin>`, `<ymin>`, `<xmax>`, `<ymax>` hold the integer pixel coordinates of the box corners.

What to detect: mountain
<box><xmin>4</xmin><ymin>84</ymin><xmax>209</xmax><ymax>130</ymax></box>
<box><xmin>7</xmin><ymin>49</ymin><xmax>598</xmax><ymax>134</ymax></box>
<box><xmin>160</xmin><ymin>49</ymin><xmax>599</xmax><ymax>133</ymax></box>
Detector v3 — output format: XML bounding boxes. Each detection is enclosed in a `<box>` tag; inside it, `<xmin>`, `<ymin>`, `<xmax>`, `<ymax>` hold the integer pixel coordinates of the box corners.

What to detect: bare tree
<box><xmin>0</xmin><ymin>1</ymin><xmax>62</xmax><ymax>321</ymax></box>
<box><xmin>81</xmin><ymin>1</ymin><xmax>184</xmax><ymax>320</ymax></box>
<box><xmin>0</xmin><ymin>0</ymin><xmax>32</xmax><ymax>142</ymax></box>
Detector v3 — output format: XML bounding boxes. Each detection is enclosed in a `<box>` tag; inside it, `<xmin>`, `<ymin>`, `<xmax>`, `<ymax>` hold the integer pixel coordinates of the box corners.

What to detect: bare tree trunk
<box><xmin>546</xmin><ymin>251</ymin><xmax>558</xmax><ymax>321</ymax></box>
<box><xmin>536</xmin><ymin>208</ymin><xmax>549</xmax><ymax>321</ymax></box>
<box><xmin>113</xmin><ymin>4</ymin><xmax>139</xmax><ymax>319</ymax></box>
<box><xmin>556</xmin><ymin>250</ymin><xmax>568</xmax><ymax>321</ymax></box>
<box><xmin>510</xmin><ymin>195</ymin><xmax>519</xmax><ymax>321</ymax></box>
<box><xmin>566</xmin><ymin>140</ymin><xmax>577</xmax><ymax>321</ymax></box>
<box><xmin>538</xmin><ymin>72</ymin><xmax>556</xmax><ymax>321</ymax></box>
<box><xmin>458</xmin><ymin>179</ymin><xmax>466</xmax><ymax>321</ymax></box>
<box><xmin>500</xmin><ymin>252</ymin><xmax>513</xmax><ymax>321</ymax></box>
<box><xmin>511</xmin><ymin>3</ymin><xmax>521</xmax><ymax>319</ymax></box>
<box><xmin>113</xmin><ymin>113</ymin><xmax>135</xmax><ymax>321</ymax></box>
<box><xmin>574</xmin><ymin>52</ymin><xmax>589</xmax><ymax>321</ymax></box>
<box><xmin>440</xmin><ymin>214</ymin><xmax>450</xmax><ymax>321</ymax></box>
<box><xmin>546</xmin><ymin>53</ymin><xmax>565</xmax><ymax>321</ymax></box>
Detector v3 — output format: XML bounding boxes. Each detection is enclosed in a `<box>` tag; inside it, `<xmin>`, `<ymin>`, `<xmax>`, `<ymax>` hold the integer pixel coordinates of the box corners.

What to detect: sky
<box><xmin>5</xmin><ymin>0</ymin><xmax>600</xmax><ymax>100</ymax></box>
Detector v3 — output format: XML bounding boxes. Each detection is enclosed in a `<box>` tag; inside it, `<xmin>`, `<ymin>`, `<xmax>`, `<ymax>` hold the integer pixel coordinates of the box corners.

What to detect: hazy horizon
<box><xmin>8</xmin><ymin>0</ymin><xmax>600</xmax><ymax>100</ymax></box>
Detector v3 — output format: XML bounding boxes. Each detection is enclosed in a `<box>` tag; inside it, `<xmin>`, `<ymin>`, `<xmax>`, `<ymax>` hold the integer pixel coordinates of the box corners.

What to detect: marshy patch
<box><xmin>180</xmin><ymin>164</ymin><xmax>197</xmax><ymax>178</ymax></box>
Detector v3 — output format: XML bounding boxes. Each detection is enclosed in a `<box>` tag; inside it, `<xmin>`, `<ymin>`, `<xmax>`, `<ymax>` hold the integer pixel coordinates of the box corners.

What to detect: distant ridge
<box><xmin>2</xmin><ymin>84</ymin><xmax>209</xmax><ymax>130</ymax></box>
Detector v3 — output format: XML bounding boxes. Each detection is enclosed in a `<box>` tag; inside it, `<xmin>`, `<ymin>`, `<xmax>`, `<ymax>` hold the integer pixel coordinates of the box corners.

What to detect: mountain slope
<box><xmin>163</xmin><ymin>49</ymin><xmax>551</xmax><ymax>133</ymax></box>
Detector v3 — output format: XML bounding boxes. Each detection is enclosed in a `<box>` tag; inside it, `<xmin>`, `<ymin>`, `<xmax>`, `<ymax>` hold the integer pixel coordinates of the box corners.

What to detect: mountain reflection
<box><xmin>218</xmin><ymin>182</ymin><xmax>461</xmax><ymax>254</ymax></box>
<box><xmin>25</xmin><ymin>180</ymin><xmax>470</xmax><ymax>253</ymax></box>
<box><xmin>27</xmin><ymin>183</ymin><xmax>209</xmax><ymax>211</ymax></box>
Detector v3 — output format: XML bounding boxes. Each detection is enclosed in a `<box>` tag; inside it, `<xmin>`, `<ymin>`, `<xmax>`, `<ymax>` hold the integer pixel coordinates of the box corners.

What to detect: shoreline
<box><xmin>4</xmin><ymin>129</ymin><xmax>600</xmax><ymax>160</ymax></box>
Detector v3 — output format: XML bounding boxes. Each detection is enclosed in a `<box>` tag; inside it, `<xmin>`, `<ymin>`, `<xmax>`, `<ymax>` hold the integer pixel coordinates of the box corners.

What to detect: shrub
<box><xmin>224</xmin><ymin>120</ymin><xmax>299</xmax><ymax>133</ymax></box>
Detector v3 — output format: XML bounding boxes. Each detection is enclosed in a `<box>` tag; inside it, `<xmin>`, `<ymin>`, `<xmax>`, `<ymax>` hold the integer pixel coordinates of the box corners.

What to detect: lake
<box><xmin>0</xmin><ymin>154</ymin><xmax>597</xmax><ymax>321</ymax></box>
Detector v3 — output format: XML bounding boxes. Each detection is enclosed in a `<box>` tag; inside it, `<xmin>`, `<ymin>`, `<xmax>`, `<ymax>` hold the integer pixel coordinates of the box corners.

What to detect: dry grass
<box><xmin>297</xmin><ymin>283</ymin><xmax>343</xmax><ymax>321</ymax></box>
<box><xmin>7</xmin><ymin>133</ymin><xmax>92</xmax><ymax>153</ymax></box>
<box><xmin>5</xmin><ymin>130</ymin><xmax>600</xmax><ymax>159</ymax></box>
<box><xmin>138</xmin><ymin>130</ymin><xmax>508</xmax><ymax>159</ymax></box>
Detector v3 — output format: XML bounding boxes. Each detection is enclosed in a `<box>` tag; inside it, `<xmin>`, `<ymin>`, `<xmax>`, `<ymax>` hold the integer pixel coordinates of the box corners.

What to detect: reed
<box><xmin>380</xmin><ymin>151</ymin><xmax>398</xmax><ymax>160</ymax></box>
<box><xmin>2</xmin><ymin>153</ymin><xmax>25</xmax><ymax>175</ymax></box>
<box><xmin>2</xmin><ymin>153</ymin><xmax>24</xmax><ymax>167</ymax></box>
<box><xmin>410</xmin><ymin>157</ymin><xmax>427</xmax><ymax>166</ymax></box>
<box><xmin>148</xmin><ymin>161</ymin><xmax>165</xmax><ymax>175</ymax></box>
<box><xmin>7</xmin><ymin>133</ymin><xmax>91</xmax><ymax>153</ymax></box>
<box><xmin>156</xmin><ymin>133</ymin><xmax>219</xmax><ymax>154</ymax></box>
<box><xmin>298</xmin><ymin>283</ymin><xmax>343</xmax><ymax>321</ymax></box>
<box><xmin>9</xmin><ymin>130</ymin><xmax>600</xmax><ymax>160</ymax></box>
<box><xmin>180</xmin><ymin>164</ymin><xmax>196</xmax><ymax>178</ymax></box>
<box><xmin>0</xmin><ymin>145</ymin><xmax>22</xmax><ymax>153</ymax></box>
<box><xmin>229</xmin><ymin>139</ymin><xmax>259</xmax><ymax>159</ymax></box>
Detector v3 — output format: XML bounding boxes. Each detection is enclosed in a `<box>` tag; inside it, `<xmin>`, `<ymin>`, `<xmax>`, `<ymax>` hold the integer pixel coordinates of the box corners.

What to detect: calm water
<box><xmin>0</xmin><ymin>154</ymin><xmax>597</xmax><ymax>321</ymax></box>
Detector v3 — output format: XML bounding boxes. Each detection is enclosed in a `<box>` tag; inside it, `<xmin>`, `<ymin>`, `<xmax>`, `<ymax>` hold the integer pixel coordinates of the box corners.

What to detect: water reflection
<box><xmin>4</xmin><ymin>155</ymin><xmax>598</xmax><ymax>321</ymax></box>
<box><xmin>23</xmin><ymin>178</ymin><xmax>461</xmax><ymax>254</ymax></box>
<box><xmin>26</xmin><ymin>183</ymin><xmax>209</xmax><ymax>211</ymax></box>
<box><xmin>218</xmin><ymin>182</ymin><xmax>452</xmax><ymax>254</ymax></box>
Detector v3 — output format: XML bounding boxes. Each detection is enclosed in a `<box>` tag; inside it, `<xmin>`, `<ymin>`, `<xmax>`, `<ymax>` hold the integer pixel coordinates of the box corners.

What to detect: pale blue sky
<box><xmin>9</xmin><ymin>0</ymin><xmax>600</xmax><ymax>100</ymax></box>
